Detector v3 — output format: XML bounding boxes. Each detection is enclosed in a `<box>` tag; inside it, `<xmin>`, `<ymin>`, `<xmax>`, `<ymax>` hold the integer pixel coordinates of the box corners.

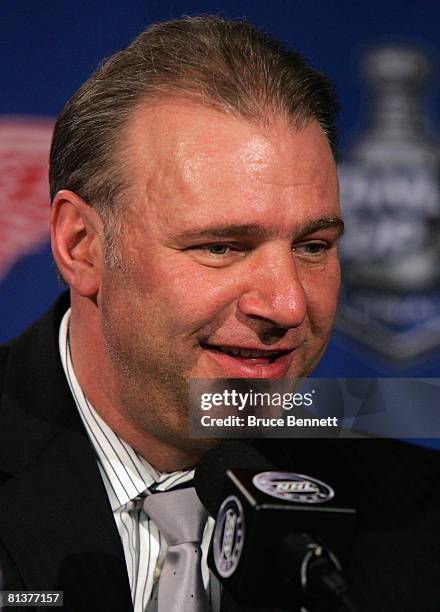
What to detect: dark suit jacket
<box><xmin>0</xmin><ymin>293</ymin><xmax>439</xmax><ymax>611</ymax></box>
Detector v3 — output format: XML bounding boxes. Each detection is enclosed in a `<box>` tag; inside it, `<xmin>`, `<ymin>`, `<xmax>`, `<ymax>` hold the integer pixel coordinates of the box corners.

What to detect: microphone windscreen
<box><xmin>194</xmin><ymin>441</ymin><xmax>274</xmax><ymax>516</ymax></box>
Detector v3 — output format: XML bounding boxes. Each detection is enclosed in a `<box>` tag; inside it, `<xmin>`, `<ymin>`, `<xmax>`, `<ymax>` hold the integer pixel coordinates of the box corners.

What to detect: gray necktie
<box><xmin>143</xmin><ymin>487</ymin><xmax>209</xmax><ymax>612</ymax></box>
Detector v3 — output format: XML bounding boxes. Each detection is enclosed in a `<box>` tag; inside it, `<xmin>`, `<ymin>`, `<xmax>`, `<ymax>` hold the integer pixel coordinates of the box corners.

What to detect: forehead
<box><xmin>123</xmin><ymin>99</ymin><xmax>339</xmax><ymax>232</ymax></box>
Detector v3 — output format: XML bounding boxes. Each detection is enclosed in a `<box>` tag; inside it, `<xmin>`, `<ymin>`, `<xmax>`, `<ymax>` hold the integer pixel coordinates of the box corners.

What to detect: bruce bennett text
<box><xmin>200</xmin><ymin>415</ymin><xmax>339</xmax><ymax>428</ymax></box>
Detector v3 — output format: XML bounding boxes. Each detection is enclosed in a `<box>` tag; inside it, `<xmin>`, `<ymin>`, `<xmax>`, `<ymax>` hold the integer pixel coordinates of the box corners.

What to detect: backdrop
<box><xmin>1</xmin><ymin>1</ymin><xmax>439</xmax><ymax>444</ymax></box>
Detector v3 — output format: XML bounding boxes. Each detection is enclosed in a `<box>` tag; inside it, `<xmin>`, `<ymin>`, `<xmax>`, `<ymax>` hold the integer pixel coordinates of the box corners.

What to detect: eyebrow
<box><xmin>176</xmin><ymin>217</ymin><xmax>344</xmax><ymax>241</ymax></box>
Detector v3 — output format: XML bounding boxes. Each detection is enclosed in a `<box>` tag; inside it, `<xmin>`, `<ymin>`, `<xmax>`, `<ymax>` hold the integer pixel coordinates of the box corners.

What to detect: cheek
<box><xmin>126</xmin><ymin>255</ymin><xmax>243</xmax><ymax>331</ymax></box>
<box><xmin>164</xmin><ymin>269</ymin><xmax>244</xmax><ymax>330</ymax></box>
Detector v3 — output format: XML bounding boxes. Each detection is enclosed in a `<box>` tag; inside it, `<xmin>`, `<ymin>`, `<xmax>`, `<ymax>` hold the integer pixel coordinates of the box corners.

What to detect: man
<box><xmin>0</xmin><ymin>15</ymin><xmax>438</xmax><ymax>612</ymax></box>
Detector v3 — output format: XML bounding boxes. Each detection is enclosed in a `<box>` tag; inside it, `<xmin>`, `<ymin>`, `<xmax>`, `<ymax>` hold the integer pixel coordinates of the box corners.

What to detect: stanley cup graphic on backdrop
<box><xmin>337</xmin><ymin>44</ymin><xmax>440</xmax><ymax>360</ymax></box>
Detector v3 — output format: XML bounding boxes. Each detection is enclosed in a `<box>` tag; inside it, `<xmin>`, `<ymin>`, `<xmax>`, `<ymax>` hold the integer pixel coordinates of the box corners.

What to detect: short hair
<box><xmin>49</xmin><ymin>15</ymin><xmax>337</xmax><ymax>260</ymax></box>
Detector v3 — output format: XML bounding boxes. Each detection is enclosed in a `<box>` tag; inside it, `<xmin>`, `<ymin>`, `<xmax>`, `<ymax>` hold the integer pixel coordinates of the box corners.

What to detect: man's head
<box><xmin>50</xmin><ymin>16</ymin><xmax>342</xmax><ymax>466</ymax></box>
<box><xmin>49</xmin><ymin>16</ymin><xmax>338</xmax><ymax>262</ymax></box>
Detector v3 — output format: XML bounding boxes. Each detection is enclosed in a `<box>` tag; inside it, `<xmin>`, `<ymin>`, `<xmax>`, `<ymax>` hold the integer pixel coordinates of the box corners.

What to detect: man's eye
<box><xmin>293</xmin><ymin>242</ymin><xmax>327</xmax><ymax>256</ymax></box>
<box><xmin>202</xmin><ymin>244</ymin><xmax>231</xmax><ymax>256</ymax></box>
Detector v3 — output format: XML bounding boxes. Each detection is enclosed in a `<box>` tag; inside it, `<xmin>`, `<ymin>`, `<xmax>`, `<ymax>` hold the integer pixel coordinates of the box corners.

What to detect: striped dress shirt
<box><xmin>58</xmin><ymin>309</ymin><xmax>220</xmax><ymax>611</ymax></box>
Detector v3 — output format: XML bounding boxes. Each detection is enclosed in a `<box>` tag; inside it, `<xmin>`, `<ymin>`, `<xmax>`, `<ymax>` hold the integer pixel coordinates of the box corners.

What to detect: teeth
<box><xmin>202</xmin><ymin>342</ymin><xmax>286</xmax><ymax>359</ymax></box>
<box><xmin>222</xmin><ymin>347</ymin><xmax>278</xmax><ymax>358</ymax></box>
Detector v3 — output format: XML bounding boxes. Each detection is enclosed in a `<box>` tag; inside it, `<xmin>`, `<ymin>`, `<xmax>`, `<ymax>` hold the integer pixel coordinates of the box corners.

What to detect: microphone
<box><xmin>195</xmin><ymin>441</ymin><xmax>357</xmax><ymax>612</ymax></box>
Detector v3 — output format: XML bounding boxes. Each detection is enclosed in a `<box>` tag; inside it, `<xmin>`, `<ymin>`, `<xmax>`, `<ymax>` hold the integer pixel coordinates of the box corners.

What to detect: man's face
<box><xmin>98</xmin><ymin>101</ymin><xmax>341</xmax><ymax>447</ymax></box>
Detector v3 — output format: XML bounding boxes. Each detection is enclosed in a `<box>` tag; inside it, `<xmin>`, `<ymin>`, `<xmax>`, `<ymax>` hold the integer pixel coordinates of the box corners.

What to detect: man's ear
<box><xmin>50</xmin><ymin>190</ymin><xmax>104</xmax><ymax>297</ymax></box>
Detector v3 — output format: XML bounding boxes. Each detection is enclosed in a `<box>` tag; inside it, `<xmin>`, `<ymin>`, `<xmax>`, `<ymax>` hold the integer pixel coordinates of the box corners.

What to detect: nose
<box><xmin>237</xmin><ymin>247</ymin><xmax>307</xmax><ymax>329</ymax></box>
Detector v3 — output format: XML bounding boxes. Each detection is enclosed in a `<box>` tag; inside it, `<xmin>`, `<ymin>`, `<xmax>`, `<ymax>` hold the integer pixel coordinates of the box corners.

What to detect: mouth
<box><xmin>199</xmin><ymin>343</ymin><xmax>296</xmax><ymax>378</ymax></box>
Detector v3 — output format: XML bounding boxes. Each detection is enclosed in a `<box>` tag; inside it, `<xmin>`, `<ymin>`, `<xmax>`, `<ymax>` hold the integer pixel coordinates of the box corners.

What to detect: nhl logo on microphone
<box><xmin>213</xmin><ymin>495</ymin><xmax>245</xmax><ymax>577</ymax></box>
<box><xmin>253</xmin><ymin>472</ymin><xmax>335</xmax><ymax>504</ymax></box>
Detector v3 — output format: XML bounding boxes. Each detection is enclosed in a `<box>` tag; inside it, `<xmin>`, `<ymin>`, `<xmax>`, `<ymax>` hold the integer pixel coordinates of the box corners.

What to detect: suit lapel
<box><xmin>0</xmin><ymin>294</ymin><xmax>133</xmax><ymax>611</ymax></box>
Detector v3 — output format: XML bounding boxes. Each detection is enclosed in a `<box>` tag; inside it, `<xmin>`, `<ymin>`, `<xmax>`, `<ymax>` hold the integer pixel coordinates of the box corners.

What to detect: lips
<box><xmin>200</xmin><ymin>343</ymin><xmax>296</xmax><ymax>378</ymax></box>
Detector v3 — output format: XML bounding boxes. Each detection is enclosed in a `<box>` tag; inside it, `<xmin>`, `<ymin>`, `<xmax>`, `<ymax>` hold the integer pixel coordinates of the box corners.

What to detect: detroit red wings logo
<box><xmin>0</xmin><ymin>117</ymin><xmax>54</xmax><ymax>282</ymax></box>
